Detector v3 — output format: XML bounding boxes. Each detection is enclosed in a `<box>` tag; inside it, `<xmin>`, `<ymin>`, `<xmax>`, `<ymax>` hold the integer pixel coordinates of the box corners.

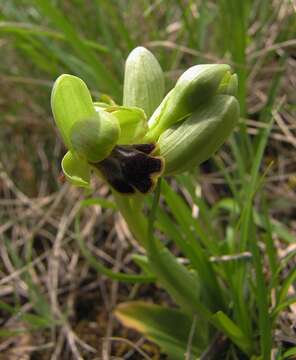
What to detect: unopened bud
<box><xmin>146</xmin><ymin>64</ymin><xmax>231</xmax><ymax>141</ymax></box>
<box><xmin>158</xmin><ymin>95</ymin><xmax>239</xmax><ymax>175</ymax></box>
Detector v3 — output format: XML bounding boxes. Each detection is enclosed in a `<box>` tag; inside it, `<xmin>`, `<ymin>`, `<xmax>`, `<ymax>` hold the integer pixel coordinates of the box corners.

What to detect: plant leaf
<box><xmin>131</xmin><ymin>254</ymin><xmax>154</xmax><ymax>275</ymax></box>
<box><xmin>115</xmin><ymin>301</ymin><xmax>205</xmax><ymax>359</ymax></box>
<box><xmin>212</xmin><ymin>311</ymin><xmax>253</xmax><ymax>356</ymax></box>
<box><xmin>283</xmin><ymin>347</ymin><xmax>296</xmax><ymax>359</ymax></box>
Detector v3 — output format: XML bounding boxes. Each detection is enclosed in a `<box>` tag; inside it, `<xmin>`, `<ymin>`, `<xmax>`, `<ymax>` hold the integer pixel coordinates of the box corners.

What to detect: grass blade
<box><xmin>0</xmin><ymin>21</ymin><xmax>108</xmax><ymax>52</ymax></box>
<box><xmin>32</xmin><ymin>0</ymin><xmax>121</xmax><ymax>98</ymax></box>
<box><xmin>213</xmin><ymin>311</ymin><xmax>253</xmax><ymax>356</ymax></box>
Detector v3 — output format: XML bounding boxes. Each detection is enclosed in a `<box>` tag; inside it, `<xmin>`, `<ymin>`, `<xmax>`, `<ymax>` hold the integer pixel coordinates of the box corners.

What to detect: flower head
<box><xmin>51</xmin><ymin>74</ymin><xmax>163</xmax><ymax>193</ymax></box>
<box><xmin>51</xmin><ymin>47</ymin><xmax>239</xmax><ymax>193</ymax></box>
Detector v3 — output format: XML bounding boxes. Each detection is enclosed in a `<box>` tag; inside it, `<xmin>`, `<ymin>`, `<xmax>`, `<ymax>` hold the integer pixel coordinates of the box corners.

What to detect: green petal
<box><xmin>51</xmin><ymin>74</ymin><xmax>96</xmax><ymax>149</ymax></box>
<box><xmin>112</xmin><ymin>107</ymin><xmax>148</xmax><ymax>144</ymax></box>
<box><xmin>61</xmin><ymin>151</ymin><xmax>90</xmax><ymax>188</ymax></box>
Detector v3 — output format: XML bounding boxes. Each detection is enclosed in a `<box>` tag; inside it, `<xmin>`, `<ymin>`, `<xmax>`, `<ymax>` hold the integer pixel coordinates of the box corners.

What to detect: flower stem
<box><xmin>112</xmin><ymin>191</ymin><xmax>148</xmax><ymax>248</ymax></box>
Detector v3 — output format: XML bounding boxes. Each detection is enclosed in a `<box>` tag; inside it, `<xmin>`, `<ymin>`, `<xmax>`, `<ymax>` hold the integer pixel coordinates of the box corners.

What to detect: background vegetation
<box><xmin>0</xmin><ymin>0</ymin><xmax>295</xmax><ymax>359</ymax></box>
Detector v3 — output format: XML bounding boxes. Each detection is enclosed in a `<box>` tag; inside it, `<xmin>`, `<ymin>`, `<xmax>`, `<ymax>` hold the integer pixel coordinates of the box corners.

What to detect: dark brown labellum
<box><xmin>93</xmin><ymin>144</ymin><xmax>164</xmax><ymax>194</ymax></box>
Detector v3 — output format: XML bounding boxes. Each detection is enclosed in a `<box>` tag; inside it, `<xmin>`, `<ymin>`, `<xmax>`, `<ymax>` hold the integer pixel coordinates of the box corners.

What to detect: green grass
<box><xmin>1</xmin><ymin>0</ymin><xmax>295</xmax><ymax>359</ymax></box>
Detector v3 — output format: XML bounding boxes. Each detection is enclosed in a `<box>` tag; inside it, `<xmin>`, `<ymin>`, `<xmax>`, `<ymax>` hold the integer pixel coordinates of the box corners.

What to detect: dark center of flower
<box><xmin>93</xmin><ymin>144</ymin><xmax>164</xmax><ymax>194</ymax></box>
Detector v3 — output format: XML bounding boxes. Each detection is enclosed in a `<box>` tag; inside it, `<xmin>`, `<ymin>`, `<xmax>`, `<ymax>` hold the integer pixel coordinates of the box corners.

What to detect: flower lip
<box><xmin>94</xmin><ymin>144</ymin><xmax>164</xmax><ymax>194</ymax></box>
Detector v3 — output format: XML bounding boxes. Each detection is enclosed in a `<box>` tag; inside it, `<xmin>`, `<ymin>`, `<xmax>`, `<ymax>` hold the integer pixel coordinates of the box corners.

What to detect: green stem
<box><xmin>112</xmin><ymin>182</ymin><xmax>253</xmax><ymax>353</ymax></box>
<box><xmin>114</xmin><ymin>185</ymin><xmax>205</xmax><ymax>314</ymax></box>
<box><xmin>112</xmin><ymin>191</ymin><xmax>148</xmax><ymax>248</ymax></box>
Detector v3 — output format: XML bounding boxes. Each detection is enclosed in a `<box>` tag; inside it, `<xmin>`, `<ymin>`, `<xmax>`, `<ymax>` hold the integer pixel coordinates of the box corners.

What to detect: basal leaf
<box><xmin>115</xmin><ymin>301</ymin><xmax>205</xmax><ymax>359</ymax></box>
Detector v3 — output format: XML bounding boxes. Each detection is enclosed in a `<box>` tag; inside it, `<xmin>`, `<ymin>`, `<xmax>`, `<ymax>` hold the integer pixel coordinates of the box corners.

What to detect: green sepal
<box><xmin>123</xmin><ymin>46</ymin><xmax>165</xmax><ymax>118</ymax></box>
<box><xmin>61</xmin><ymin>151</ymin><xmax>91</xmax><ymax>188</ymax></box>
<box><xmin>51</xmin><ymin>74</ymin><xmax>96</xmax><ymax>149</ymax></box>
<box><xmin>70</xmin><ymin>111</ymin><xmax>120</xmax><ymax>163</ymax></box>
<box><xmin>159</xmin><ymin>95</ymin><xmax>239</xmax><ymax>175</ymax></box>
<box><xmin>146</xmin><ymin>64</ymin><xmax>231</xmax><ymax>141</ymax></box>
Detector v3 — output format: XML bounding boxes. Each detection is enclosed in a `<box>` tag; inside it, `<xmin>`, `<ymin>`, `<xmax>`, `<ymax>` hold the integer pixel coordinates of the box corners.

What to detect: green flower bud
<box><xmin>158</xmin><ymin>95</ymin><xmax>239</xmax><ymax>175</ymax></box>
<box><xmin>145</xmin><ymin>64</ymin><xmax>231</xmax><ymax>141</ymax></box>
<box><xmin>123</xmin><ymin>46</ymin><xmax>165</xmax><ymax>118</ymax></box>
<box><xmin>70</xmin><ymin>111</ymin><xmax>120</xmax><ymax>163</ymax></box>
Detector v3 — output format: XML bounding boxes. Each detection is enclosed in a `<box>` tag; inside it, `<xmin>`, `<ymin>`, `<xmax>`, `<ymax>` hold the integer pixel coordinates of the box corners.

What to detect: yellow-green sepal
<box><xmin>51</xmin><ymin>74</ymin><xmax>96</xmax><ymax>149</ymax></box>
<box><xmin>61</xmin><ymin>151</ymin><xmax>91</xmax><ymax>188</ymax></box>
<box><xmin>159</xmin><ymin>95</ymin><xmax>240</xmax><ymax>175</ymax></box>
